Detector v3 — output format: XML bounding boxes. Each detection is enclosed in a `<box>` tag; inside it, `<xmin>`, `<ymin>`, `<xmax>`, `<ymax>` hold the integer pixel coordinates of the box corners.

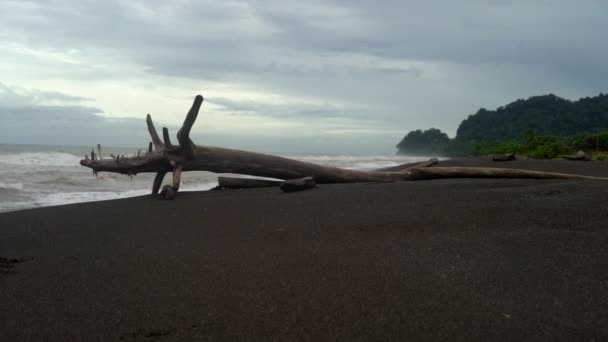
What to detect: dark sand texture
<box><xmin>1</xmin><ymin>159</ymin><xmax>608</xmax><ymax>341</ymax></box>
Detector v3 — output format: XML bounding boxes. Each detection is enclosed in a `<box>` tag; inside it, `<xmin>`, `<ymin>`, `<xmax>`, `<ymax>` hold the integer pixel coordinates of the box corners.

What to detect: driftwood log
<box><xmin>377</xmin><ymin>158</ymin><xmax>439</xmax><ymax>172</ymax></box>
<box><xmin>280</xmin><ymin>177</ymin><xmax>316</xmax><ymax>192</ymax></box>
<box><xmin>216</xmin><ymin>159</ymin><xmax>440</xmax><ymax>190</ymax></box>
<box><xmin>215</xmin><ymin>177</ymin><xmax>317</xmax><ymax>192</ymax></box>
<box><xmin>80</xmin><ymin>95</ymin><xmax>608</xmax><ymax>199</ymax></box>
<box><xmin>492</xmin><ymin>153</ymin><xmax>516</xmax><ymax>162</ymax></box>
<box><xmin>564</xmin><ymin>151</ymin><xmax>588</xmax><ymax>161</ymax></box>
<box><xmin>216</xmin><ymin>177</ymin><xmax>282</xmax><ymax>190</ymax></box>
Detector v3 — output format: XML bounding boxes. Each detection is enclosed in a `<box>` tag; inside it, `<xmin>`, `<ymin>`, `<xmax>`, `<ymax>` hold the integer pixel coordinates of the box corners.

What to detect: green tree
<box><xmin>455</xmin><ymin>93</ymin><xmax>608</xmax><ymax>143</ymax></box>
<box><xmin>396</xmin><ymin>128</ymin><xmax>450</xmax><ymax>155</ymax></box>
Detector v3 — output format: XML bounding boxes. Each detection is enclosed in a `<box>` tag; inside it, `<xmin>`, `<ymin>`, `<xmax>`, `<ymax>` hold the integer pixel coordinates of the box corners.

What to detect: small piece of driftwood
<box><xmin>564</xmin><ymin>151</ymin><xmax>588</xmax><ymax>161</ymax></box>
<box><xmin>492</xmin><ymin>153</ymin><xmax>515</xmax><ymax>161</ymax></box>
<box><xmin>217</xmin><ymin>177</ymin><xmax>281</xmax><ymax>189</ymax></box>
<box><xmin>280</xmin><ymin>177</ymin><xmax>316</xmax><ymax>192</ymax></box>
<box><xmin>377</xmin><ymin>158</ymin><xmax>439</xmax><ymax>172</ymax></box>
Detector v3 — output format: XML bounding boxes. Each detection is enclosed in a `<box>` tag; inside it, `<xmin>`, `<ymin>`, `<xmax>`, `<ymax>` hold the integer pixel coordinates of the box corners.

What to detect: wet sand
<box><xmin>1</xmin><ymin>159</ymin><xmax>608</xmax><ymax>341</ymax></box>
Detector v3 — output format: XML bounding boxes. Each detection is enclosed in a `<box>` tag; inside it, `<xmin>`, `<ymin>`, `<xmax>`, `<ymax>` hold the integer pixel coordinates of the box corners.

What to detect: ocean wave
<box><xmin>0</xmin><ymin>152</ymin><xmax>82</xmax><ymax>167</ymax></box>
<box><xmin>0</xmin><ymin>200</ymin><xmax>32</xmax><ymax>213</ymax></box>
<box><xmin>0</xmin><ymin>149</ymin><xmax>448</xmax><ymax>212</ymax></box>
<box><xmin>15</xmin><ymin>181</ymin><xmax>220</xmax><ymax>210</ymax></box>
<box><xmin>0</xmin><ymin>182</ymin><xmax>24</xmax><ymax>190</ymax></box>
<box><xmin>32</xmin><ymin>189</ymin><xmax>153</xmax><ymax>207</ymax></box>
<box><xmin>35</xmin><ymin>176</ymin><xmax>89</xmax><ymax>186</ymax></box>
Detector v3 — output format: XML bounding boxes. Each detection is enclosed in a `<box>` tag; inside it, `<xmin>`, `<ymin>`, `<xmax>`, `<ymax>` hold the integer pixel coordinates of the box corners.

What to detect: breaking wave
<box><xmin>0</xmin><ymin>182</ymin><xmax>25</xmax><ymax>191</ymax></box>
<box><xmin>0</xmin><ymin>152</ymin><xmax>82</xmax><ymax>167</ymax></box>
<box><xmin>0</xmin><ymin>145</ymin><xmax>444</xmax><ymax>213</ymax></box>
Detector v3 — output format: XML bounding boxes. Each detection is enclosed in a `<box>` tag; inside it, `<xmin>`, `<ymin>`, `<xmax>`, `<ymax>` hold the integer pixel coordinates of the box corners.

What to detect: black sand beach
<box><xmin>2</xmin><ymin>159</ymin><xmax>608</xmax><ymax>341</ymax></box>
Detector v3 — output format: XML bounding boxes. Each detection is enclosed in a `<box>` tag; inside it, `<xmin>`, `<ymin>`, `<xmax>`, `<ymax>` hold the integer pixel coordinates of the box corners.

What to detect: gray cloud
<box><xmin>209</xmin><ymin>97</ymin><xmax>374</xmax><ymax>120</ymax></box>
<box><xmin>0</xmin><ymin>83</ymin><xmax>397</xmax><ymax>154</ymax></box>
<box><xmin>7</xmin><ymin>1</ymin><xmax>606</xmax><ymax>80</ymax></box>
<box><xmin>0</xmin><ymin>83</ymin><xmax>148</xmax><ymax>147</ymax></box>
<box><xmin>1</xmin><ymin>0</ymin><xmax>608</xmax><ymax>153</ymax></box>
<box><xmin>0</xmin><ymin>83</ymin><xmax>92</xmax><ymax>106</ymax></box>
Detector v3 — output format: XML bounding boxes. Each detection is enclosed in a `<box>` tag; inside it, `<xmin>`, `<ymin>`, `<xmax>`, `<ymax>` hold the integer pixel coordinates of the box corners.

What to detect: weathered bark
<box><xmin>79</xmin><ymin>95</ymin><xmax>608</xmax><ymax>199</ymax></box>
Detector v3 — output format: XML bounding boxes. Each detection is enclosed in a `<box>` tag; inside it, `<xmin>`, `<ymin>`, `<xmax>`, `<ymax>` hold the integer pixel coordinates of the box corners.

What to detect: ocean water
<box><xmin>0</xmin><ymin>144</ymin><xmax>437</xmax><ymax>212</ymax></box>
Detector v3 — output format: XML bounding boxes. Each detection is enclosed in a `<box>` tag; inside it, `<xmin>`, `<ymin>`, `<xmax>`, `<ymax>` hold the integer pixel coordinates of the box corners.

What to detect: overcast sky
<box><xmin>1</xmin><ymin>0</ymin><xmax>607</xmax><ymax>154</ymax></box>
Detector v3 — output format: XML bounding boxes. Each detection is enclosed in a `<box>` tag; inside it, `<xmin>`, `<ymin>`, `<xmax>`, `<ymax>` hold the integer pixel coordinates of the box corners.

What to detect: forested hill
<box><xmin>456</xmin><ymin>93</ymin><xmax>608</xmax><ymax>142</ymax></box>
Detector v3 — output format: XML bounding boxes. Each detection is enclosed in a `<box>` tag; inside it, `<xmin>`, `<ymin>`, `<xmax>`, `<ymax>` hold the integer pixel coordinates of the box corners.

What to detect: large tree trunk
<box><xmin>80</xmin><ymin>95</ymin><xmax>608</xmax><ymax>199</ymax></box>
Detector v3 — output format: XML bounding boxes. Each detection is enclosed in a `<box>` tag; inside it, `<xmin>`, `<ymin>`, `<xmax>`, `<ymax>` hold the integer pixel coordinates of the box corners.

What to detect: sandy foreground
<box><xmin>1</xmin><ymin>159</ymin><xmax>608</xmax><ymax>341</ymax></box>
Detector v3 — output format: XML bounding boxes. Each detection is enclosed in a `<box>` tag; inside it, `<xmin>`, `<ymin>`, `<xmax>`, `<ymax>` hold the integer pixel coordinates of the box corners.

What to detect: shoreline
<box><xmin>0</xmin><ymin>147</ymin><xmax>430</xmax><ymax>213</ymax></box>
<box><xmin>3</xmin><ymin>158</ymin><xmax>607</xmax><ymax>215</ymax></box>
<box><xmin>2</xmin><ymin>159</ymin><xmax>608</xmax><ymax>340</ymax></box>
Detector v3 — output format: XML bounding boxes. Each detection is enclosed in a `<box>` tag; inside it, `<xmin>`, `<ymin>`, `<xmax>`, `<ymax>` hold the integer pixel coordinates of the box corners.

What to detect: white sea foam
<box><xmin>32</xmin><ymin>189</ymin><xmax>152</xmax><ymax>207</ymax></box>
<box><xmin>0</xmin><ymin>144</ymin><xmax>443</xmax><ymax>212</ymax></box>
<box><xmin>30</xmin><ymin>182</ymin><xmax>218</xmax><ymax>208</ymax></box>
<box><xmin>0</xmin><ymin>182</ymin><xmax>24</xmax><ymax>190</ymax></box>
<box><xmin>0</xmin><ymin>200</ymin><xmax>32</xmax><ymax>213</ymax></box>
<box><xmin>0</xmin><ymin>152</ymin><xmax>82</xmax><ymax>167</ymax></box>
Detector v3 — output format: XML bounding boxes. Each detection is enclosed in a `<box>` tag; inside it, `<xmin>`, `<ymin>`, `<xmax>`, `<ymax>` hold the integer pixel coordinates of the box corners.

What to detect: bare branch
<box><xmin>177</xmin><ymin>95</ymin><xmax>203</xmax><ymax>159</ymax></box>
<box><xmin>162</xmin><ymin>127</ymin><xmax>174</xmax><ymax>149</ymax></box>
<box><xmin>152</xmin><ymin>171</ymin><xmax>167</xmax><ymax>195</ymax></box>
<box><xmin>172</xmin><ymin>167</ymin><xmax>182</xmax><ymax>191</ymax></box>
<box><xmin>146</xmin><ymin>114</ymin><xmax>163</xmax><ymax>151</ymax></box>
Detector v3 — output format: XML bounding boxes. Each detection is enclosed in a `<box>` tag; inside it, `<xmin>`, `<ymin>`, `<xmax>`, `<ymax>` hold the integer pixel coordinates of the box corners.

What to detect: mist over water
<box><xmin>0</xmin><ymin>144</ymin><xmax>438</xmax><ymax>212</ymax></box>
